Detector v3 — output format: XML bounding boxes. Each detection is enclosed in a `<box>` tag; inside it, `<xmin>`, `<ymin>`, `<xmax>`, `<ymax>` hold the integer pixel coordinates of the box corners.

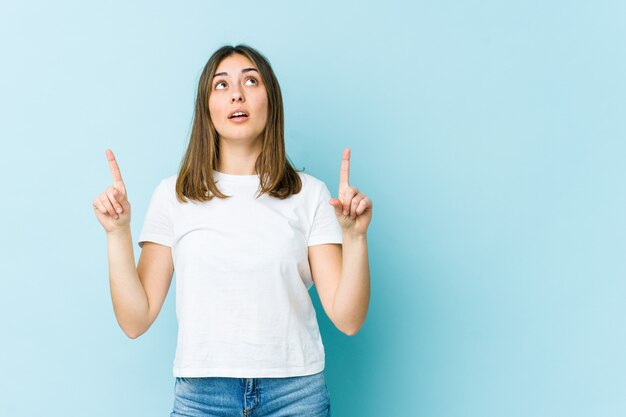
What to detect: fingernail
<box><xmin>116</xmin><ymin>207</ymin><xmax>122</xmax><ymax>213</ymax></box>
<box><xmin>114</xmin><ymin>214</ymin><xmax>119</xmax><ymax>219</ymax></box>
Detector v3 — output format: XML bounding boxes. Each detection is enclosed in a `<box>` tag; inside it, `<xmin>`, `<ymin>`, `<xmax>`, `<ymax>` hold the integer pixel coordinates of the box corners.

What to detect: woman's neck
<box><xmin>216</xmin><ymin>138</ymin><xmax>262</xmax><ymax>175</ymax></box>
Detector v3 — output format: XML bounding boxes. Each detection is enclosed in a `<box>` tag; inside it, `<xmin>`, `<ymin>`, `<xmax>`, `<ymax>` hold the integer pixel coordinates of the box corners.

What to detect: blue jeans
<box><xmin>170</xmin><ymin>370</ymin><xmax>331</xmax><ymax>416</ymax></box>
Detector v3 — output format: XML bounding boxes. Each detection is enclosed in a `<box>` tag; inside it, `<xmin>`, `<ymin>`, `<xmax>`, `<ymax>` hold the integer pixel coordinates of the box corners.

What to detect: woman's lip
<box><xmin>229</xmin><ymin>116</ymin><xmax>249</xmax><ymax>123</ymax></box>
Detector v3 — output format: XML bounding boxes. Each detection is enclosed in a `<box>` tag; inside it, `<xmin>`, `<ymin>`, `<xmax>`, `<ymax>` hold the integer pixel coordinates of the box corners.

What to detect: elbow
<box><xmin>123</xmin><ymin>326</ymin><xmax>146</xmax><ymax>340</ymax></box>
<box><xmin>340</xmin><ymin>324</ymin><xmax>362</xmax><ymax>337</ymax></box>
<box><xmin>331</xmin><ymin>307</ymin><xmax>367</xmax><ymax>336</ymax></box>
<box><xmin>334</xmin><ymin>315</ymin><xmax>366</xmax><ymax>337</ymax></box>
<box><xmin>125</xmin><ymin>330</ymin><xmax>140</xmax><ymax>339</ymax></box>
<box><xmin>120</xmin><ymin>318</ymin><xmax>151</xmax><ymax>339</ymax></box>
<box><xmin>345</xmin><ymin>328</ymin><xmax>359</xmax><ymax>337</ymax></box>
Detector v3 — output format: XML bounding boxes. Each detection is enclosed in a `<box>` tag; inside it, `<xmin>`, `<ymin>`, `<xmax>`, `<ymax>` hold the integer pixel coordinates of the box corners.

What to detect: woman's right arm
<box><xmin>107</xmin><ymin>227</ymin><xmax>148</xmax><ymax>338</ymax></box>
<box><xmin>107</xmin><ymin>228</ymin><xmax>173</xmax><ymax>339</ymax></box>
<box><xmin>94</xmin><ymin>149</ymin><xmax>173</xmax><ymax>339</ymax></box>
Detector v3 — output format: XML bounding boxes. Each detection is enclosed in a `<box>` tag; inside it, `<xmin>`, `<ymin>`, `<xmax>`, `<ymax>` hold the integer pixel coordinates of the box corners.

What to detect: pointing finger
<box><xmin>339</xmin><ymin>147</ymin><xmax>350</xmax><ymax>194</ymax></box>
<box><xmin>106</xmin><ymin>149</ymin><xmax>126</xmax><ymax>194</ymax></box>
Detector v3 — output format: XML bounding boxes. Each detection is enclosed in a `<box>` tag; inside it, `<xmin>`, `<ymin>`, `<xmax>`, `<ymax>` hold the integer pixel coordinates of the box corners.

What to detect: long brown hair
<box><xmin>175</xmin><ymin>44</ymin><xmax>303</xmax><ymax>203</ymax></box>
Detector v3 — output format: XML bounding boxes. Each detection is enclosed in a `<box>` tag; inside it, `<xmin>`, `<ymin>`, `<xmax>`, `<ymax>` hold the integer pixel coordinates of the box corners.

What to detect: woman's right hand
<box><xmin>93</xmin><ymin>149</ymin><xmax>132</xmax><ymax>233</ymax></box>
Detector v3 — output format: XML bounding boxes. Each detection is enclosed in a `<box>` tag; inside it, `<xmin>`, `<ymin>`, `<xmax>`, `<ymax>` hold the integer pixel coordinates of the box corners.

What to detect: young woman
<box><xmin>93</xmin><ymin>44</ymin><xmax>372</xmax><ymax>417</ymax></box>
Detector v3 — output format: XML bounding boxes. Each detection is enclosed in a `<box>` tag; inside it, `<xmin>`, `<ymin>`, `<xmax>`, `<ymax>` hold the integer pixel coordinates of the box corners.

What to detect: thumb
<box><xmin>329</xmin><ymin>198</ymin><xmax>344</xmax><ymax>218</ymax></box>
<box><xmin>113</xmin><ymin>188</ymin><xmax>129</xmax><ymax>207</ymax></box>
<box><xmin>113</xmin><ymin>183</ymin><xmax>127</xmax><ymax>198</ymax></box>
<box><xmin>120</xmin><ymin>196</ymin><xmax>131</xmax><ymax>211</ymax></box>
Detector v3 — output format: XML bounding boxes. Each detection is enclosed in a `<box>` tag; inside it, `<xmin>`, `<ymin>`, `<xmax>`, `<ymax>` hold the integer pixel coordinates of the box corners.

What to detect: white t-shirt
<box><xmin>137</xmin><ymin>170</ymin><xmax>343</xmax><ymax>378</ymax></box>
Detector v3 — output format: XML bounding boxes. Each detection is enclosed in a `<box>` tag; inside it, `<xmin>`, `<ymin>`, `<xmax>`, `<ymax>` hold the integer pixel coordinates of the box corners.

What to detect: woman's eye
<box><xmin>215</xmin><ymin>81</ymin><xmax>226</xmax><ymax>89</ymax></box>
<box><xmin>245</xmin><ymin>78</ymin><xmax>258</xmax><ymax>86</ymax></box>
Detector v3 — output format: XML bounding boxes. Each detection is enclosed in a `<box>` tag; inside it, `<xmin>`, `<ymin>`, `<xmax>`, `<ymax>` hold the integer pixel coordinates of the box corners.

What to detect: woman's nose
<box><xmin>231</xmin><ymin>89</ymin><xmax>244</xmax><ymax>102</ymax></box>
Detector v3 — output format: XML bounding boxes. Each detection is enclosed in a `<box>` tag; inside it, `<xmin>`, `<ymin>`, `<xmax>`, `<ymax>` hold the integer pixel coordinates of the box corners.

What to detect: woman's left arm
<box><xmin>309</xmin><ymin>148</ymin><xmax>372</xmax><ymax>336</ymax></box>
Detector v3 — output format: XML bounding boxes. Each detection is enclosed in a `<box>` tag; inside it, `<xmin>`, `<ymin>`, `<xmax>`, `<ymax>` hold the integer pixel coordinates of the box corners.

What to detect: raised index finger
<box><xmin>105</xmin><ymin>149</ymin><xmax>125</xmax><ymax>191</ymax></box>
<box><xmin>339</xmin><ymin>147</ymin><xmax>350</xmax><ymax>189</ymax></box>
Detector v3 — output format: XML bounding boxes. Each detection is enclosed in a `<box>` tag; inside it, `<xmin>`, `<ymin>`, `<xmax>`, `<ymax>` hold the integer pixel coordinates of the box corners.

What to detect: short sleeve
<box><xmin>138</xmin><ymin>179</ymin><xmax>174</xmax><ymax>248</ymax></box>
<box><xmin>307</xmin><ymin>182</ymin><xmax>343</xmax><ymax>246</ymax></box>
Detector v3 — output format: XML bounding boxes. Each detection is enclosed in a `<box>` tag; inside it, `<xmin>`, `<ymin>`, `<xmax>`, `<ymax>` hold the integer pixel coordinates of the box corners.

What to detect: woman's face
<box><xmin>209</xmin><ymin>53</ymin><xmax>269</xmax><ymax>146</ymax></box>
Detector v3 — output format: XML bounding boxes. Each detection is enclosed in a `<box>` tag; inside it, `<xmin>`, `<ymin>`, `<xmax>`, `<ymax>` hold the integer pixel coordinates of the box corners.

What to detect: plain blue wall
<box><xmin>1</xmin><ymin>0</ymin><xmax>625</xmax><ymax>416</ymax></box>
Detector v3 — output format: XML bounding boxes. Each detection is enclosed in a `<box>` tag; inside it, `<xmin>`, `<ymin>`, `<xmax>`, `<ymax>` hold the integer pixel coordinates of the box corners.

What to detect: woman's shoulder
<box><xmin>150</xmin><ymin>174</ymin><xmax>178</xmax><ymax>199</ymax></box>
<box><xmin>296</xmin><ymin>171</ymin><xmax>330</xmax><ymax>194</ymax></box>
<box><xmin>161</xmin><ymin>174</ymin><xmax>178</xmax><ymax>187</ymax></box>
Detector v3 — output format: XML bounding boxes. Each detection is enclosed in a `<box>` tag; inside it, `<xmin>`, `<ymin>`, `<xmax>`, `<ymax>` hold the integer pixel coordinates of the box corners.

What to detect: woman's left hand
<box><xmin>329</xmin><ymin>148</ymin><xmax>373</xmax><ymax>236</ymax></box>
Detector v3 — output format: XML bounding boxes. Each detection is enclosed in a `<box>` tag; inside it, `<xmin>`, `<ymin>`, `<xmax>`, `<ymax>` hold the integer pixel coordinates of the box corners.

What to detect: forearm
<box><xmin>332</xmin><ymin>232</ymin><xmax>370</xmax><ymax>335</ymax></box>
<box><xmin>107</xmin><ymin>227</ymin><xmax>149</xmax><ymax>338</ymax></box>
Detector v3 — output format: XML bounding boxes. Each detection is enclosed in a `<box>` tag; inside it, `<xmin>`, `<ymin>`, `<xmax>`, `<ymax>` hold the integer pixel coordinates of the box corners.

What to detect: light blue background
<box><xmin>1</xmin><ymin>0</ymin><xmax>624</xmax><ymax>416</ymax></box>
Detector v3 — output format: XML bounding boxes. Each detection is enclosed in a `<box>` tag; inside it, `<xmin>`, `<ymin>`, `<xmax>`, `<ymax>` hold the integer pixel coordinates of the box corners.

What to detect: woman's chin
<box><xmin>218</xmin><ymin>132</ymin><xmax>264</xmax><ymax>144</ymax></box>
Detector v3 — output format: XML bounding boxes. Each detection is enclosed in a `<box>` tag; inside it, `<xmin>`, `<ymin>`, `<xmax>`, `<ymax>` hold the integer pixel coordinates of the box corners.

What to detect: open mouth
<box><xmin>228</xmin><ymin>111</ymin><xmax>249</xmax><ymax>120</ymax></box>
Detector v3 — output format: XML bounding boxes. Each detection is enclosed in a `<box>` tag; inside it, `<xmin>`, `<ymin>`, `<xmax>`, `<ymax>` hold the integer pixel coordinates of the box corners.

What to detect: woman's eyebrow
<box><xmin>213</xmin><ymin>68</ymin><xmax>259</xmax><ymax>78</ymax></box>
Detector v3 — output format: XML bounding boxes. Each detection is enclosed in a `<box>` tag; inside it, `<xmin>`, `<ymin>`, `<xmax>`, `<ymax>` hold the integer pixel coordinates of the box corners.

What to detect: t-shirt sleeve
<box><xmin>307</xmin><ymin>182</ymin><xmax>343</xmax><ymax>246</ymax></box>
<box><xmin>137</xmin><ymin>179</ymin><xmax>174</xmax><ymax>249</ymax></box>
